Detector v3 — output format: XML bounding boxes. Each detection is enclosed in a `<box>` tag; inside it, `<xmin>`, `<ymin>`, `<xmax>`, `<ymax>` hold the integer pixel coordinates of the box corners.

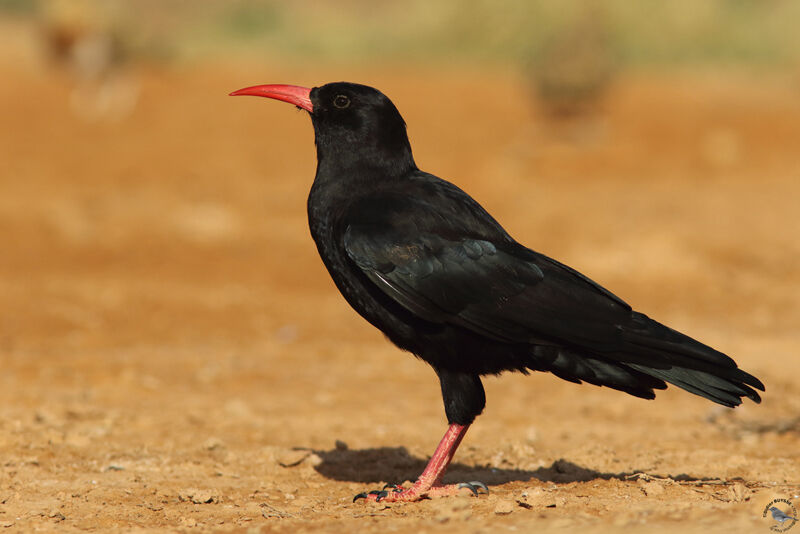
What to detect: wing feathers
<box><xmin>341</xmin><ymin>189</ymin><xmax>763</xmax><ymax>408</ymax></box>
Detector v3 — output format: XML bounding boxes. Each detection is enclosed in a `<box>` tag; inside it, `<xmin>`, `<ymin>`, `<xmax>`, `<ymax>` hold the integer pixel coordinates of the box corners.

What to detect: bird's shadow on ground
<box><xmin>308</xmin><ymin>445</ymin><xmax>684</xmax><ymax>486</ymax></box>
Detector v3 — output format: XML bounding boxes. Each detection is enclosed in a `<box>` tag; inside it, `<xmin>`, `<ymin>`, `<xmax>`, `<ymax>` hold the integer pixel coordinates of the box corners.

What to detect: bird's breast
<box><xmin>307</xmin><ymin>191</ymin><xmax>422</xmax><ymax>350</ymax></box>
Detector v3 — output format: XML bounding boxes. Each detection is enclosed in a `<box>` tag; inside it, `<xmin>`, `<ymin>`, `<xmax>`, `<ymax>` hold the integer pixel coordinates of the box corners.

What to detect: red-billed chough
<box><xmin>230</xmin><ymin>82</ymin><xmax>764</xmax><ymax>502</ymax></box>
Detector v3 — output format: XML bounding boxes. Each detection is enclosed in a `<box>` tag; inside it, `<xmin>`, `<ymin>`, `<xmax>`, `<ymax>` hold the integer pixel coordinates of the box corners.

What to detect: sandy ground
<box><xmin>0</xmin><ymin>55</ymin><xmax>799</xmax><ymax>533</ymax></box>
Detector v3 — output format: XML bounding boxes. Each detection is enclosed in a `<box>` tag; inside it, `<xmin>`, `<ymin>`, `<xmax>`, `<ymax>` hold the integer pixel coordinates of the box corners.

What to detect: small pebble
<box><xmin>494</xmin><ymin>500</ymin><xmax>515</xmax><ymax>515</ymax></box>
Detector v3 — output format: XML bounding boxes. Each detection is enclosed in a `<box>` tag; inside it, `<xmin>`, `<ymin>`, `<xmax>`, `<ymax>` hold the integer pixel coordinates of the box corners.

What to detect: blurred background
<box><xmin>0</xmin><ymin>1</ymin><xmax>798</xmax><ymax>531</ymax></box>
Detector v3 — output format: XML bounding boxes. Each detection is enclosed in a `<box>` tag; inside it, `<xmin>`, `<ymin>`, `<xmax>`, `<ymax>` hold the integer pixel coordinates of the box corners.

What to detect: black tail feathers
<box><xmin>530</xmin><ymin>312</ymin><xmax>764</xmax><ymax>407</ymax></box>
<box><xmin>620</xmin><ymin>312</ymin><xmax>763</xmax><ymax>407</ymax></box>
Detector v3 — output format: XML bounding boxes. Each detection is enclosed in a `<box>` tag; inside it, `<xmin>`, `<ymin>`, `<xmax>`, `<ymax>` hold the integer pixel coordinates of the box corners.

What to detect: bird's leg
<box><xmin>353</xmin><ymin>423</ymin><xmax>488</xmax><ymax>502</ymax></box>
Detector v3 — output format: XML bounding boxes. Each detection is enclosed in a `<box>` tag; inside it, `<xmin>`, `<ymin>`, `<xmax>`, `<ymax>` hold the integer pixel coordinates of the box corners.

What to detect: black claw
<box><xmin>382</xmin><ymin>483</ymin><xmax>404</xmax><ymax>493</ymax></box>
<box><xmin>458</xmin><ymin>481</ymin><xmax>489</xmax><ymax>496</ymax></box>
<box><xmin>469</xmin><ymin>481</ymin><xmax>489</xmax><ymax>494</ymax></box>
<box><xmin>458</xmin><ymin>482</ymin><xmax>479</xmax><ymax>496</ymax></box>
<box><xmin>354</xmin><ymin>487</ymin><xmax>397</xmax><ymax>503</ymax></box>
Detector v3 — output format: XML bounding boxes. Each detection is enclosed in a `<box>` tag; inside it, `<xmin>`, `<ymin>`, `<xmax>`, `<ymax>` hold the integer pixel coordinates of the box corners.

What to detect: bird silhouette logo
<box><xmin>763</xmin><ymin>499</ymin><xmax>797</xmax><ymax>532</ymax></box>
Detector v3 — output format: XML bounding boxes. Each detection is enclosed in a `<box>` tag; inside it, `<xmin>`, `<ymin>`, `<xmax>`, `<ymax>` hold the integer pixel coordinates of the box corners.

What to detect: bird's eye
<box><xmin>333</xmin><ymin>95</ymin><xmax>350</xmax><ymax>109</ymax></box>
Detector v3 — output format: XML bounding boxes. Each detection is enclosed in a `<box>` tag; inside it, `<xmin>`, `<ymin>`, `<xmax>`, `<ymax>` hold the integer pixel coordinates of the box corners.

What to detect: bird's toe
<box><xmin>381</xmin><ymin>483</ymin><xmax>404</xmax><ymax>493</ymax></box>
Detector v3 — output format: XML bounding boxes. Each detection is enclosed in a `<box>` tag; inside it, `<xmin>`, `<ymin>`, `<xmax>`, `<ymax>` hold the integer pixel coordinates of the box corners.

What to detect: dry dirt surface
<box><xmin>1</xmin><ymin>57</ymin><xmax>799</xmax><ymax>533</ymax></box>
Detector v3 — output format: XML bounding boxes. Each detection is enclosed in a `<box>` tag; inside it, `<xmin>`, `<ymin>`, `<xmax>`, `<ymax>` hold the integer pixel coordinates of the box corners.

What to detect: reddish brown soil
<box><xmin>1</xmin><ymin>58</ymin><xmax>799</xmax><ymax>533</ymax></box>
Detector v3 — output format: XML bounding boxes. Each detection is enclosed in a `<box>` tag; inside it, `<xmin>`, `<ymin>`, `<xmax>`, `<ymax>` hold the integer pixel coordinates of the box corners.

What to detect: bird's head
<box><xmin>231</xmin><ymin>81</ymin><xmax>415</xmax><ymax>177</ymax></box>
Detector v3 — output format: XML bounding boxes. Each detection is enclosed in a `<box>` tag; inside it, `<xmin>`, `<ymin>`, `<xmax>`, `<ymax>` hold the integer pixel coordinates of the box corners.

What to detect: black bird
<box><xmin>230</xmin><ymin>82</ymin><xmax>764</xmax><ymax>502</ymax></box>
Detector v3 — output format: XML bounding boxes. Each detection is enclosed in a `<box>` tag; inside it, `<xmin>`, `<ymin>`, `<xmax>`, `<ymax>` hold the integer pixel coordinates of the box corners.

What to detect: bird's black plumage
<box><xmin>300</xmin><ymin>82</ymin><xmax>763</xmax><ymax>426</ymax></box>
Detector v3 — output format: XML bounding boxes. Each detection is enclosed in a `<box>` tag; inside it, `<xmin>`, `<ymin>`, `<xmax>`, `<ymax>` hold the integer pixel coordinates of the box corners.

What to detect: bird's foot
<box><xmin>353</xmin><ymin>480</ymin><xmax>487</xmax><ymax>503</ymax></box>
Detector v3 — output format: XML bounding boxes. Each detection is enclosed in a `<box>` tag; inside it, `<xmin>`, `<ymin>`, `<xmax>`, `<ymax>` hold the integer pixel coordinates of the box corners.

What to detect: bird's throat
<box><xmin>313</xmin><ymin>121</ymin><xmax>416</xmax><ymax>184</ymax></box>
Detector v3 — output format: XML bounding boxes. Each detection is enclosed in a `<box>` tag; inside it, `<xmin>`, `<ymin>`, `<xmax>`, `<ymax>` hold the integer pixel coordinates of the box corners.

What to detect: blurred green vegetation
<box><xmin>3</xmin><ymin>0</ymin><xmax>800</xmax><ymax>68</ymax></box>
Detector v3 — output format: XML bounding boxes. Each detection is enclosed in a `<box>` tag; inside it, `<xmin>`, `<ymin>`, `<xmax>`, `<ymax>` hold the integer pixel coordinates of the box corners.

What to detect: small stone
<box><xmin>278</xmin><ymin>449</ymin><xmax>311</xmax><ymax>467</ymax></box>
<box><xmin>642</xmin><ymin>481</ymin><xmax>664</xmax><ymax>496</ymax></box>
<box><xmin>203</xmin><ymin>437</ymin><xmax>225</xmax><ymax>451</ymax></box>
<box><xmin>494</xmin><ymin>500</ymin><xmax>515</xmax><ymax>515</ymax></box>
<box><xmin>179</xmin><ymin>488</ymin><xmax>218</xmax><ymax>504</ymax></box>
<box><xmin>48</xmin><ymin>510</ymin><xmax>66</xmax><ymax>521</ymax></box>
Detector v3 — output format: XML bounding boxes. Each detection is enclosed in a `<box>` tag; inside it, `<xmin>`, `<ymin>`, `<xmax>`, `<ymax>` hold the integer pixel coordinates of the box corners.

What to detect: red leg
<box><xmin>353</xmin><ymin>423</ymin><xmax>488</xmax><ymax>502</ymax></box>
